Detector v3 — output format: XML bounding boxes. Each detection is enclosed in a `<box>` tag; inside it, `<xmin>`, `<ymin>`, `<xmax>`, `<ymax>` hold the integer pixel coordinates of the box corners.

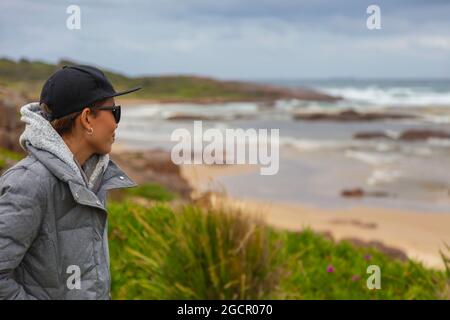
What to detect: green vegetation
<box><xmin>109</xmin><ymin>202</ymin><xmax>280</xmax><ymax>299</ymax></box>
<box><xmin>278</xmin><ymin>230</ymin><xmax>449</xmax><ymax>299</ymax></box>
<box><xmin>0</xmin><ymin>148</ymin><xmax>24</xmax><ymax>171</ymax></box>
<box><xmin>108</xmin><ymin>188</ymin><xmax>450</xmax><ymax>300</ymax></box>
<box><xmin>124</xmin><ymin>183</ymin><xmax>176</xmax><ymax>202</ymax></box>
<box><xmin>0</xmin><ymin>57</ymin><xmax>289</xmax><ymax>102</ymax></box>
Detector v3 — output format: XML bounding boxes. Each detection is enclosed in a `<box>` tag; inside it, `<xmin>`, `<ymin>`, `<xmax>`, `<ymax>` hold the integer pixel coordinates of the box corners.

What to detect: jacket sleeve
<box><xmin>0</xmin><ymin>167</ymin><xmax>46</xmax><ymax>300</ymax></box>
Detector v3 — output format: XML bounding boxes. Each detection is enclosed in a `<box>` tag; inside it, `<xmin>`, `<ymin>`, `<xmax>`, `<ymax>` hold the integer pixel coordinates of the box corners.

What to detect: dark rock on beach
<box><xmin>398</xmin><ymin>129</ymin><xmax>450</xmax><ymax>141</ymax></box>
<box><xmin>353</xmin><ymin>129</ymin><xmax>450</xmax><ymax>141</ymax></box>
<box><xmin>166</xmin><ymin>114</ymin><xmax>224</xmax><ymax>121</ymax></box>
<box><xmin>341</xmin><ymin>188</ymin><xmax>365</xmax><ymax>198</ymax></box>
<box><xmin>341</xmin><ymin>188</ymin><xmax>392</xmax><ymax>198</ymax></box>
<box><xmin>294</xmin><ymin>109</ymin><xmax>416</xmax><ymax>122</ymax></box>
<box><xmin>353</xmin><ymin>132</ymin><xmax>394</xmax><ymax>140</ymax></box>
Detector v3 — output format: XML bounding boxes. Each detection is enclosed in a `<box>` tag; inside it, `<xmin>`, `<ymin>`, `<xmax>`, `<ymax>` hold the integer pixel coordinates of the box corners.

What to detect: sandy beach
<box><xmin>181</xmin><ymin>163</ymin><xmax>450</xmax><ymax>270</ymax></box>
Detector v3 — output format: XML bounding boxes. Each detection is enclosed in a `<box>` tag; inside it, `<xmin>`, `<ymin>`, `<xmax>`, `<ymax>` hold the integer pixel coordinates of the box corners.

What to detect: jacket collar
<box><xmin>68</xmin><ymin>160</ymin><xmax>137</xmax><ymax>211</ymax></box>
<box><xmin>25</xmin><ymin>138</ymin><xmax>137</xmax><ymax>212</ymax></box>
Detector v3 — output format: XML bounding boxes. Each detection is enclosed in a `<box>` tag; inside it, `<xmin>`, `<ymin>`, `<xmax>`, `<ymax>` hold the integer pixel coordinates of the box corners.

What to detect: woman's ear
<box><xmin>79</xmin><ymin>107</ymin><xmax>93</xmax><ymax>131</ymax></box>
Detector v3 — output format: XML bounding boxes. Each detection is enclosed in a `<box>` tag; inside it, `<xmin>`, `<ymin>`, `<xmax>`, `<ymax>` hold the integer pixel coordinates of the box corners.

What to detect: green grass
<box><xmin>0</xmin><ymin>148</ymin><xmax>24</xmax><ymax>171</ymax></box>
<box><xmin>107</xmin><ymin>198</ymin><xmax>450</xmax><ymax>300</ymax></box>
<box><xmin>108</xmin><ymin>201</ymin><xmax>281</xmax><ymax>299</ymax></box>
<box><xmin>276</xmin><ymin>230</ymin><xmax>449</xmax><ymax>299</ymax></box>
<box><xmin>124</xmin><ymin>183</ymin><xmax>176</xmax><ymax>202</ymax></box>
<box><xmin>0</xmin><ymin>148</ymin><xmax>24</xmax><ymax>162</ymax></box>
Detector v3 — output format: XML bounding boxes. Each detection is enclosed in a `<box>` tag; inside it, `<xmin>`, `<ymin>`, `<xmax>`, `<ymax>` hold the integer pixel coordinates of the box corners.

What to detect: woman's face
<box><xmin>84</xmin><ymin>97</ymin><xmax>118</xmax><ymax>155</ymax></box>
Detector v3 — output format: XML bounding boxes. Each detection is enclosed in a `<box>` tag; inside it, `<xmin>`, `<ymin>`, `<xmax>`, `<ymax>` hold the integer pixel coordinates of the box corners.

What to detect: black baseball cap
<box><xmin>40</xmin><ymin>64</ymin><xmax>142</xmax><ymax>120</ymax></box>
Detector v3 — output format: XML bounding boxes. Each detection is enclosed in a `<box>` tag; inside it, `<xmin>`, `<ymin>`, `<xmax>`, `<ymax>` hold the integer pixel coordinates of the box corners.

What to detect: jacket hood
<box><xmin>18</xmin><ymin>102</ymin><xmax>110</xmax><ymax>190</ymax></box>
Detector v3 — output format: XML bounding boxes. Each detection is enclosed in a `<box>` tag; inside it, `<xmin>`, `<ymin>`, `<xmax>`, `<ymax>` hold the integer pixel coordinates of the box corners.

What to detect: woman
<box><xmin>0</xmin><ymin>65</ymin><xmax>141</xmax><ymax>299</ymax></box>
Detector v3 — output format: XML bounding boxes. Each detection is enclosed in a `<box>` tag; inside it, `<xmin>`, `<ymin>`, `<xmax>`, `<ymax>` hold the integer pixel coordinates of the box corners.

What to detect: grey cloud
<box><xmin>0</xmin><ymin>0</ymin><xmax>449</xmax><ymax>78</ymax></box>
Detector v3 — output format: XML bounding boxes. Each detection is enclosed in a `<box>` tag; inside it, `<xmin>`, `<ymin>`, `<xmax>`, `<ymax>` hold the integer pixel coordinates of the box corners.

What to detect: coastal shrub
<box><xmin>275</xmin><ymin>230</ymin><xmax>449</xmax><ymax>299</ymax></box>
<box><xmin>108</xmin><ymin>201</ymin><xmax>283</xmax><ymax>299</ymax></box>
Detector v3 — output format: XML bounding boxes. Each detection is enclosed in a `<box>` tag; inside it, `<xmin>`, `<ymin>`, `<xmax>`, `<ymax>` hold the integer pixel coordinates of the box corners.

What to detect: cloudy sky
<box><xmin>1</xmin><ymin>0</ymin><xmax>449</xmax><ymax>79</ymax></box>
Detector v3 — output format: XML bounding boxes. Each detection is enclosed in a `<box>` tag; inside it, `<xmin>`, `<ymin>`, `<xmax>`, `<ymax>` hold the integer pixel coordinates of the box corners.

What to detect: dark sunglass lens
<box><xmin>114</xmin><ymin>106</ymin><xmax>121</xmax><ymax>123</ymax></box>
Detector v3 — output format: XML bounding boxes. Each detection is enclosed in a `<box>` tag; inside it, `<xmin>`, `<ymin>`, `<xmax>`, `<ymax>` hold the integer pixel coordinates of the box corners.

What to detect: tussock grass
<box><xmin>108</xmin><ymin>201</ymin><xmax>283</xmax><ymax>299</ymax></box>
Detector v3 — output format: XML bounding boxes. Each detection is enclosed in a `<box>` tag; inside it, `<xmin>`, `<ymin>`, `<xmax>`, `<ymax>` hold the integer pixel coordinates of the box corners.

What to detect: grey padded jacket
<box><xmin>0</xmin><ymin>102</ymin><xmax>137</xmax><ymax>299</ymax></box>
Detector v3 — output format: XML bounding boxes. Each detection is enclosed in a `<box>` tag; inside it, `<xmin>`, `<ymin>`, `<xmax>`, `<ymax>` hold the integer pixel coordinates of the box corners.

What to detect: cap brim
<box><xmin>110</xmin><ymin>85</ymin><xmax>142</xmax><ymax>97</ymax></box>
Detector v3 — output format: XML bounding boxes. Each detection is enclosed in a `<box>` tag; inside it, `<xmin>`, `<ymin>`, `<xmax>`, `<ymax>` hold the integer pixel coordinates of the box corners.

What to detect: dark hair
<box><xmin>40</xmin><ymin>99</ymin><xmax>106</xmax><ymax>136</ymax></box>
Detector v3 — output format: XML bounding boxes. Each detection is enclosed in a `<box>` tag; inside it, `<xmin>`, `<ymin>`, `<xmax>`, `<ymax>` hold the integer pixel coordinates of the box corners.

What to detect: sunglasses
<box><xmin>90</xmin><ymin>105</ymin><xmax>121</xmax><ymax>124</ymax></box>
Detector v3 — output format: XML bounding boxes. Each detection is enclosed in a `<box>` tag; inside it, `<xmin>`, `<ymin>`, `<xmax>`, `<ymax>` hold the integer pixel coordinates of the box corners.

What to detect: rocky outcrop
<box><xmin>353</xmin><ymin>132</ymin><xmax>393</xmax><ymax>140</ymax></box>
<box><xmin>0</xmin><ymin>86</ymin><xmax>27</xmax><ymax>154</ymax></box>
<box><xmin>110</xmin><ymin>149</ymin><xmax>192</xmax><ymax>199</ymax></box>
<box><xmin>166</xmin><ymin>114</ymin><xmax>224</xmax><ymax>121</ymax></box>
<box><xmin>354</xmin><ymin>129</ymin><xmax>450</xmax><ymax>141</ymax></box>
<box><xmin>294</xmin><ymin>109</ymin><xmax>416</xmax><ymax>122</ymax></box>
<box><xmin>398</xmin><ymin>129</ymin><xmax>450</xmax><ymax>141</ymax></box>
<box><xmin>341</xmin><ymin>188</ymin><xmax>392</xmax><ymax>198</ymax></box>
